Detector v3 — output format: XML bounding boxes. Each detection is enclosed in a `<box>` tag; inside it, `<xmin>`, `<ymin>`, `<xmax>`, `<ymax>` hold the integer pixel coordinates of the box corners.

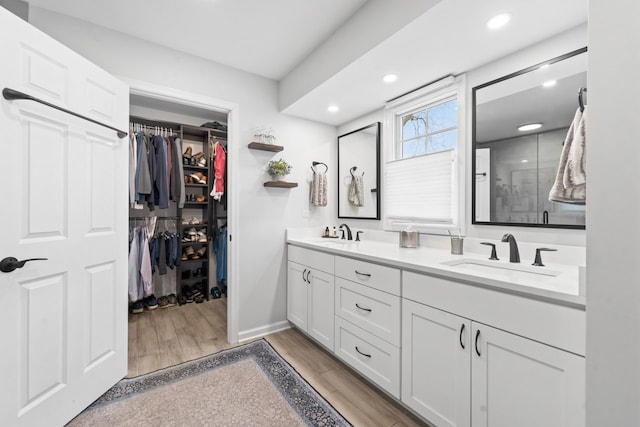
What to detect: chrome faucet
<box><xmin>501</xmin><ymin>233</ymin><xmax>520</xmax><ymax>263</ymax></box>
<box><xmin>339</xmin><ymin>223</ymin><xmax>353</xmax><ymax>240</ymax></box>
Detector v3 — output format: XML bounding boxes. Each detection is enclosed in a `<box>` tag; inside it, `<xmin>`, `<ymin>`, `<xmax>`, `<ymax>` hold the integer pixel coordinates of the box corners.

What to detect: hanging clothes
<box><xmin>134</xmin><ymin>131</ymin><xmax>153</xmax><ymax>209</ymax></box>
<box><xmin>170</xmin><ymin>135</ymin><xmax>185</xmax><ymax>207</ymax></box>
<box><xmin>152</xmin><ymin>134</ymin><xmax>170</xmax><ymax>209</ymax></box>
<box><xmin>128</xmin><ymin>226</ymin><xmax>153</xmax><ymax>302</ymax></box>
<box><xmin>215</xmin><ymin>224</ymin><xmax>227</xmax><ymax>287</ymax></box>
<box><xmin>210</xmin><ymin>141</ymin><xmax>226</xmax><ymax>201</ymax></box>
<box><xmin>129</xmin><ymin>130</ymin><xmax>137</xmax><ymax>207</ymax></box>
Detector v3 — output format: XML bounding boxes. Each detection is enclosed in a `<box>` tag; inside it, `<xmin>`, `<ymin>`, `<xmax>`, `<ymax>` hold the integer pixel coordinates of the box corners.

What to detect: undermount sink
<box><xmin>312</xmin><ymin>238</ymin><xmax>353</xmax><ymax>246</ymax></box>
<box><xmin>441</xmin><ymin>258</ymin><xmax>560</xmax><ymax>280</ymax></box>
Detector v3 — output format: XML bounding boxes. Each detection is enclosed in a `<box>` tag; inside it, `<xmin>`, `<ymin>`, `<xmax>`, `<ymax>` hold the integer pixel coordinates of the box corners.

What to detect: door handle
<box><xmin>305</xmin><ymin>270</ymin><xmax>311</xmax><ymax>283</ymax></box>
<box><xmin>0</xmin><ymin>257</ymin><xmax>48</xmax><ymax>273</ymax></box>
<box><xmin>475</xmin><ymin>329</ymin><xmax>481</xmax><ymax>357</ymax></box>
<box><xmin>459</xmin><ymin>323</ymin><xmax>466</xmax><ymax>349</ymax></box>
<box><xmin>302</xmin><ymin>268</ymin><xmax>307</xmax><ymax>283</ymax></box>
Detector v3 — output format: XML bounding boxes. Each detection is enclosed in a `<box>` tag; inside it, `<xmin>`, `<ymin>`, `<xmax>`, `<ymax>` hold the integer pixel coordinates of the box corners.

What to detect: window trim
<box><xmin>383</xmin><ymin>74</ymin><xmax>467</xmax><ymax>235</ymax></box>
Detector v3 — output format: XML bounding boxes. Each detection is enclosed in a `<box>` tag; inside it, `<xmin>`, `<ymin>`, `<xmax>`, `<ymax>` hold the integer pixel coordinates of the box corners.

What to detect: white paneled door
<box><xmin>0</xmin><ymin>7</ymin><xmax>129</xmax><ymax>426</ymax></box>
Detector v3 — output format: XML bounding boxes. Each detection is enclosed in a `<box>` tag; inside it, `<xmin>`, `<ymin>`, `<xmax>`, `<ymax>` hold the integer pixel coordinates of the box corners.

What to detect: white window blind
<box><xmin>385</xmin><ymin>149</ymin><xmax>456</xmax><ymax>228</ymax></box>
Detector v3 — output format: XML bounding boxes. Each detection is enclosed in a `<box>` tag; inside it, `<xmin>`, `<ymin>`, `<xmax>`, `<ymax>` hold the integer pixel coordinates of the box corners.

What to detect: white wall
<box><xmin>337</xmin><ymin>25</ymin><xmax>588</xmax><ymax>250</ymax></box>
<box><xmin>586</xmin><ymin>0</ymin><xmax>640</xmax><ymax>425</ymax></box>
<box><xmin>28</xmin><ymin>7</ymin><xmax>338</xmax><ymax>339</ymax></box>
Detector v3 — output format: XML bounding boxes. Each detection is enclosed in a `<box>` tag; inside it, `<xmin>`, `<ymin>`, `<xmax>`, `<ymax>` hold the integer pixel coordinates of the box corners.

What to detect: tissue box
<box><xmin>399</xmin><ymin>230</ymin><xmax>419</xmax><ymax>248</ymax></box>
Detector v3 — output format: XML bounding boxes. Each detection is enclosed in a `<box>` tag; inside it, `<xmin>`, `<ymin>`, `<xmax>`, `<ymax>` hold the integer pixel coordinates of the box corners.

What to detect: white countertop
<box><xmin>286</xmin><ymin>233</ymin><xmax>585</xmax><ymax>309</ymax></box>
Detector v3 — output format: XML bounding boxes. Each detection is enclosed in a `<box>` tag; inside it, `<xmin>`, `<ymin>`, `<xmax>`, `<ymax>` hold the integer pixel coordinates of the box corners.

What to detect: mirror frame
<box><xmin>337</xmin><ymin>122</ymin><xmax>381</xmax><ymax>220</ymax></box>
<box><xmin>471</xmin><ymin>47</ymin><xmax>587</xmax><ymax>230</ymax></box>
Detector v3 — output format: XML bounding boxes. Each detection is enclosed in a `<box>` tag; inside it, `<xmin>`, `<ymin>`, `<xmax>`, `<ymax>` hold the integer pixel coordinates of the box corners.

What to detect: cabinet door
<box><xmin>287</xmin><ymin>261</ymin><xmax>308</xmax><ymax>330</ymax></box>
<box><xmin>402</xmin><ymin>300</ymin><xmax>471</xmax><ymax>427</ymax></box>
<box><xmin>308</xmin><ymin>269</ymin><xmax>335</xmax><ymax>351</ymax></box>
<box><xmin>472</xmin><ymin>323</ymin><xmax>585</xmax><ymax>427</ymax></box>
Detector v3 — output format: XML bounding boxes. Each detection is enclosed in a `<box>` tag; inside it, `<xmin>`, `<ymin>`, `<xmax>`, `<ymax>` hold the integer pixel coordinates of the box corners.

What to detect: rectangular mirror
<box><xmin>338</xmin><ymin>122</ymin><xmax>380</xmax><ymax>219</ymax></box>
<box><xmin>472</xmin><ymin>48</ymin><xmax>587</xmax><ymax>229</ymax></box>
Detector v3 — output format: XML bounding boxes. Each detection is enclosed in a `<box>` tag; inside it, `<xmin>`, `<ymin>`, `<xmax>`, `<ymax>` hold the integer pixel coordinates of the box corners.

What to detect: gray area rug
<box><xmin>67</xmin><ymin>340</ymin><xmax>350</xmax><ymax>426</ymax></box>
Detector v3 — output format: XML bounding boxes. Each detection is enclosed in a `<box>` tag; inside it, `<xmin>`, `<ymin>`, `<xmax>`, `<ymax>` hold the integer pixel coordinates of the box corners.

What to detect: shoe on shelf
<box><xmin>193</xmin><ymin>152</ymin><xmax>205</xmax><ymax>166</ymax></box>
<box><xmin>131</xmin><ymin>300</ymin><xmax>144</xmax><ymax>314</ymax></box>
<box><xmin>183</xmin><ymin>147</ymin><xmax>193</xmax><ymax>164</ymax></box>
<box><xmin>197</xmin><ymin>231</ymin><xmax>207</xmax><ymax>243</ymax></box>
<box><xmin>190</xmin><ymin>172</ymin><xmax>207</xmax><ymax>184</ymax></box>
<box><xmin>145</xmin><ymin>295</ymin><xmax>158</xmax><ymax>310</ymax></box>
<box><xmin>181</xmin><ymin>249</ymin><xmax>189</xmax><ymax>261</ymax></box>
<box><xmin>195</xmin><ymin>194</ymin><xmax>206</xmax><ymax>203</ymax></box>
<box><xmin>184</xmin><ymin>246</ymin><xmax>196</xmax><ymax>259</ymax></box>
<box><xmin>194</xmin><ymin>295</ymin><xmax>204</xmax><ymax>303</ymax></box>
<box><xmin>167</xmin><ymin>294</ymin><xmax>177</xmax><ymax>307</ymax></box>
<box><xmin>184</xmin><ymin>175</ymin><xmax>192</xmax><ymax>184</ymax></box>
<box><xmin>188</xmin><ymin>217</ymin><xmax>201</xmax><ymax>225</ymax></box>
<box><xmin>195</xmin><ymin>247</ymin><xmax>207</xmax><ymax>258</ymax></box>
<box><xmin>158</xmin><ymin>296</ymin><xmax>169</xmax><ymax>309</ymax></box>
<box><xmin>186</xmin><ymin>227</ymin><xmax>197</xmax><ymax>236</ymax></box>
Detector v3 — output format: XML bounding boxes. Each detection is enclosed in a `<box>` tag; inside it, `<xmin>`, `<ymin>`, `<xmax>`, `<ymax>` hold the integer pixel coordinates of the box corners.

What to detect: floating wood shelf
<box><xmin>248</xmin><ymin>142</ymin><xmax>284</xmax><ymax>152</ymax></box>
<box><xmin>264</xmin><ymin>181</ymin><xmax>298</xmax><ymax>188</ymax></box>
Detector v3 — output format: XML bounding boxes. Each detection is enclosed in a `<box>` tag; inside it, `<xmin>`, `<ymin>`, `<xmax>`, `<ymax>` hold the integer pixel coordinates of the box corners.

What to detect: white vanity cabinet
<box><xmin>402</xmin><ymin>299</ymin><xmax>471</xmax><ymax>427</ymax></box>
<box><xmin>402</xmin><ymin>271</ymin><xmax>585</xmax><ymax>427</ymax></box>
<box><xmin>287</xmin><ymin>245</ymin><xmax>335</xmax><ymax>351</ymax></box>
<box><xmin>471</xmin><ymin>323</ymin><xmax>585</xmax><ymax>427</ymax></box>
<box><xmin>333</xmin><ymin>256</ymin><xmax>402</xmax><ymax>398</ymax></box>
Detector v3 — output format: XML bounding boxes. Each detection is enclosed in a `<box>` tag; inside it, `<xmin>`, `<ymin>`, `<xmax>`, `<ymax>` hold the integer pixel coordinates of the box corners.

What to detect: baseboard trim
<box><xmin>238</xmin><ymin>320</ymin><xmax>291</xmax><ymax>343</ymax></box>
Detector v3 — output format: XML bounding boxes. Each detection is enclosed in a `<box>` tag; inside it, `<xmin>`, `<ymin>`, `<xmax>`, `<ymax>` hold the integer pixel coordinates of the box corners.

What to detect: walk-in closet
<box><xmin>127</xmin><ymin>96</ymin><xmax>229</xmax><ymax>376</ymax></box>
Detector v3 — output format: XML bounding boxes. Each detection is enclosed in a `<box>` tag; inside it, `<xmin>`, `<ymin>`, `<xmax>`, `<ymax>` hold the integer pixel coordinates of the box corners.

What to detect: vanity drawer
<box><xmin>335</xmin><ymin>277</ymin><xmax>400</xmax><ymax>346</ymax></box>
<box><xmin>334</xmin><ymin>317</ymin><xmax>400</xmax><ymax>398</ymax></box>
<box><xmin>335</xmin><ymin>256</ymin><xmax>400</xmax><ymax>295</ymax></box>
<box><xmin>288</xmin><ymin>244</ymin><xmax>334</xmax><ymax>274</ymax></box>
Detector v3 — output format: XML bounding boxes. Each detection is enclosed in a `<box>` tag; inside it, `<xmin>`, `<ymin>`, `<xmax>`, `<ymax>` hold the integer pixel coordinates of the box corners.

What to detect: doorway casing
<box><xmin>122</xmin><ymin>76</ymin><xmax>240</xmax><ymax>343</ymax></box>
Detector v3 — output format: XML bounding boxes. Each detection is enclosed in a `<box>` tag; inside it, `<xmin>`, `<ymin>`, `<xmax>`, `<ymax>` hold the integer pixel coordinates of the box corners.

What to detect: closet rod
<box><xmin>3</xmin><ymin>88</ymin><xmax>128</xmax><ymax>139</ymax></box>
<box><xmin>129</xmin><ymin>216</ymin><xmax>180</xmax><ymax>220</ymax></box>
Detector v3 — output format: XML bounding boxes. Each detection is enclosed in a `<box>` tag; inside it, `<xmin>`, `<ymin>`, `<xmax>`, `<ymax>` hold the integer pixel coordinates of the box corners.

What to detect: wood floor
<box><xmin>128</xmin><ymin>299</ymin><xmax>426</xmax><ymax>427</ymax></box>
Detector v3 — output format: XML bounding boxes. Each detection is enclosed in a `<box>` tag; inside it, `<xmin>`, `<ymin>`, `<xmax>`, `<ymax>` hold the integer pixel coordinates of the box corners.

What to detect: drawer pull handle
<box><xmin>355</xmin><ymin>303</ymin><xmax>372</xmax><ymax>312</ymax></box>
<box><xmin>354</xmin><ymin>270</ymin><xmax>371</xmax><ymax>278</ymax></box>
<box><xmin>459</xmin><ymin>324</ymin><xmax>466</xmax><ymax>349</ymax></box>
<box><xmin>475</xmin><ymin>329</ymin><xmax>481</xmax><ymax>357</ymax></box>
<box><xmin>355</xmin><ymin>346</ymin><xmax>372</xmax><ymax>358</ymax></box>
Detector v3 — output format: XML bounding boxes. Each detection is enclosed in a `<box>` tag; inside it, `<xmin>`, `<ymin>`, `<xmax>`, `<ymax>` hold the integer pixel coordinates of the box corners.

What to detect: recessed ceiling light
<box><xmin>542</xmin><ymin>80</ymin><xmax>557</xmax><ymax>88</ymax></box>
<box><xmin>521</xmin><ymin>159</ymin><xmax>529</xmax><ymax>163</ymax></box>
<box><xmin>487</xmin><ymin>13</ymin><xmax>511</xmax><ymax>30</ymax></box>
<box><xmin>327</xmin><ymin>105</ymin><xmax>339</xmax><ymax>113</ymax></box>
<box><xmin>382</xmin><ymin>74</ymin><xmax>398</xmax><ymax>83</ymax></box>
<box><xmin>518</xmin><ymin>123</ymin><xmax>542</xmax><ymax>132</ymax></box>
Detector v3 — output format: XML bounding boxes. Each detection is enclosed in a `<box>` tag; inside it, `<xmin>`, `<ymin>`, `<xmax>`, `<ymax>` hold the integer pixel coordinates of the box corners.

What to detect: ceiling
<box><xmin>27</xmin><ymin>0</ymin><xmax>588</xmax><ymax>127</ymax></box>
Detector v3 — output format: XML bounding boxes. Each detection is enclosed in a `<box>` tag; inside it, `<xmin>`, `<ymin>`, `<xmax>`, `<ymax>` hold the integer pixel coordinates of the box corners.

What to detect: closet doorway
<box><xmin>126</xmin><ymin>81</ymin><xmax>239</xmax><ymax>376</ymax></box>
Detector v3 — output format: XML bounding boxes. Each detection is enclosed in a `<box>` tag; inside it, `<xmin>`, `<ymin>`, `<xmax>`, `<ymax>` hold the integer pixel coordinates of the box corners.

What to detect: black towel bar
<box><xmin>3</xmin><ymin>87</ymin><xmax>128</xmax><ymax>139</ymax></box>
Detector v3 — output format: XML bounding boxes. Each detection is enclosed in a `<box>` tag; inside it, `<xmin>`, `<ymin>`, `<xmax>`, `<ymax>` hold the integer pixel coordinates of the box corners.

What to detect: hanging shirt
<box><xmin>152</xmin><ymin>134</ymin><xmax>169</xmax><ymax>209</ymax></box>
<box><xmin>210</xmin><ymin>141</ymin><xmax>226</xmax><ymax>201</ymax></box>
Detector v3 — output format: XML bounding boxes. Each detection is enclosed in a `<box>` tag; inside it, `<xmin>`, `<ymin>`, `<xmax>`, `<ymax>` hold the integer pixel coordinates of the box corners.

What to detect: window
<box><xmin>384</xmin><ymin>75</ymin><xmax>466</xmax><ymax>234</ymax></box>
<box><xmin>401</xmin><ymin>98</ymin><xmax>458</xmax><ymax>158</ymax></box>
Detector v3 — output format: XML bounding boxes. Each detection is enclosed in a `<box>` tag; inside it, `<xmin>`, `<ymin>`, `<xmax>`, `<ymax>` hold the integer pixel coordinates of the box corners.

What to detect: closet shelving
<box><xmin>180</xmin><ymin>125</ymin><xmax>213</xmax><ymax>301</ymax></box>
<box><xmin>129</xmin><ymin>116</ymin><xmax>228</xmax><ymax>305</ymax></box>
